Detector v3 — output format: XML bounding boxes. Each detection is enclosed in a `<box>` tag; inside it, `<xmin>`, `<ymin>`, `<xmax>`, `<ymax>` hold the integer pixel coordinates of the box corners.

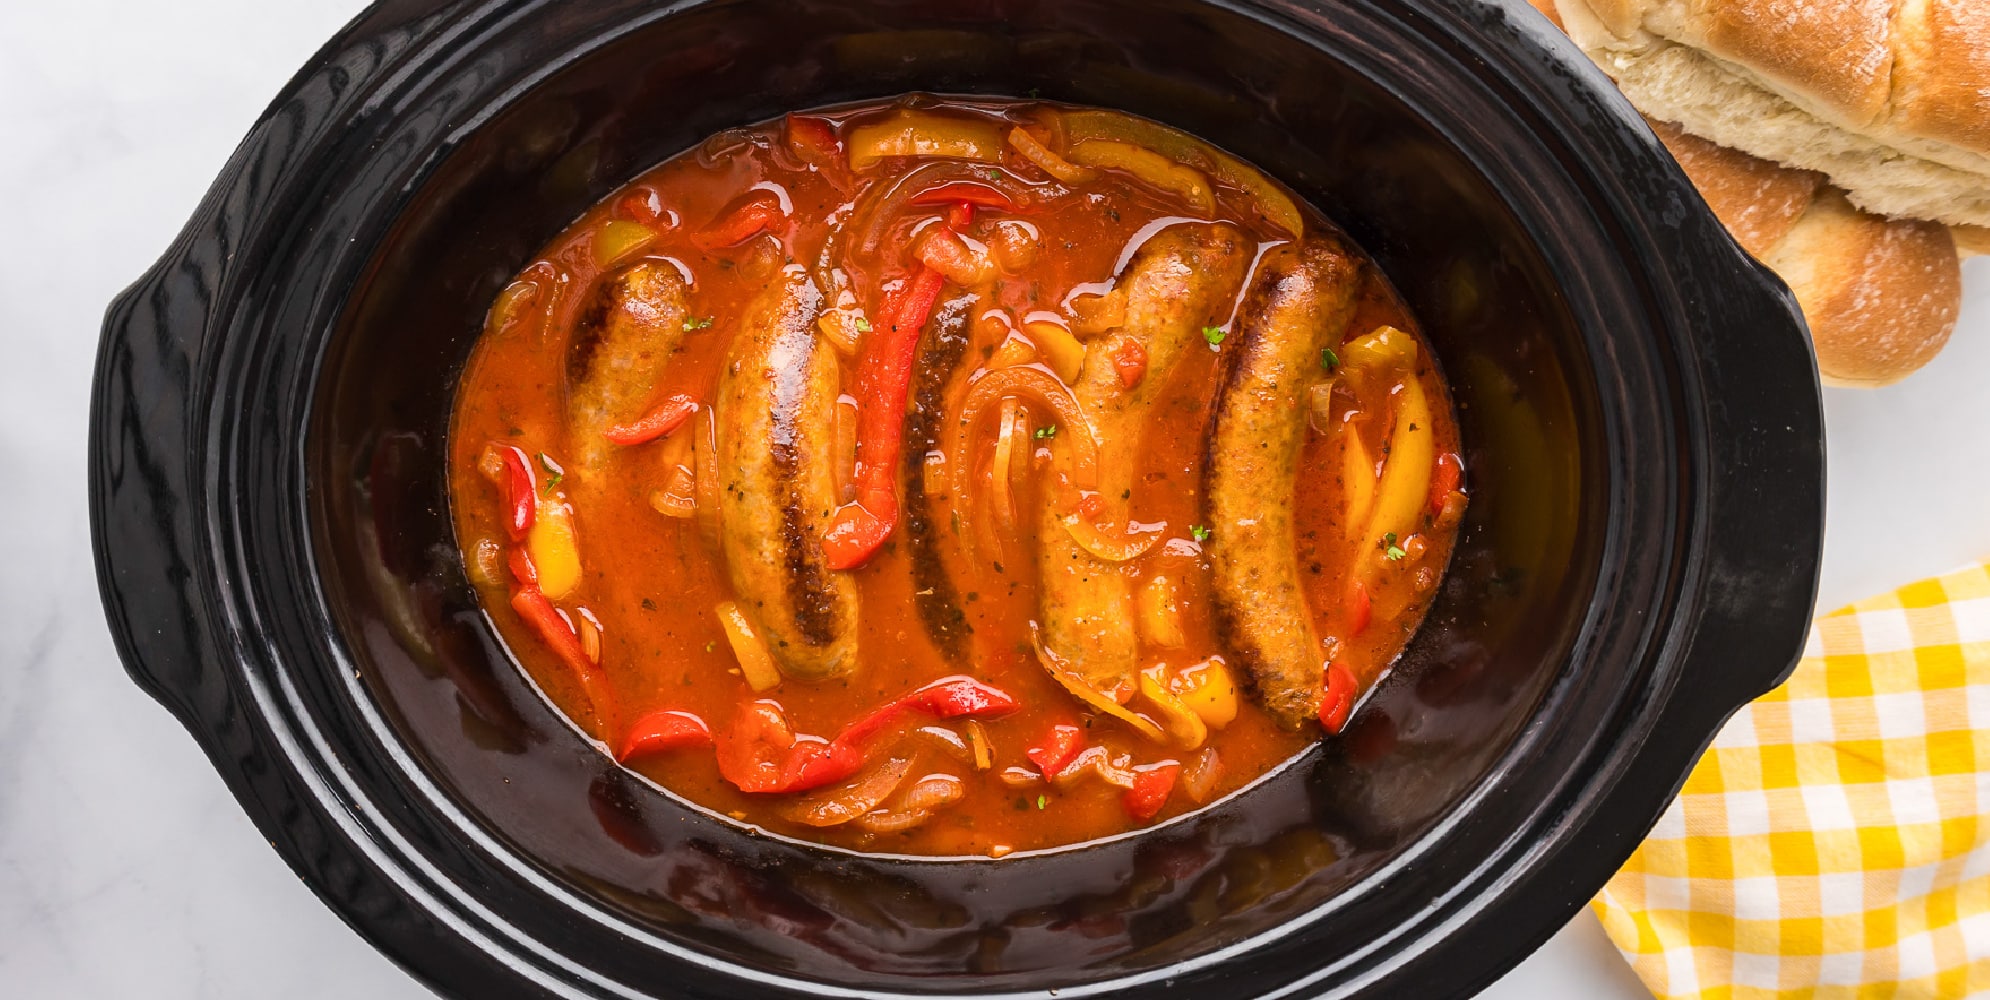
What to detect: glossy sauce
<box><xmin>449</xmin><ymin>98</ymin><xmax>1464</xmax><ymax>855</ymax></box>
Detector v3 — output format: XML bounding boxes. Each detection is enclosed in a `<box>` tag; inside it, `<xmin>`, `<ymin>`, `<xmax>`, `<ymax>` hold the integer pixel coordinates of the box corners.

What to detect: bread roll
<box><xmin>1554</xmin><ymin>0</ymin><xmax>1990</xmax><ymax>229</ymax></box>
<box><xmin>1650</xmin><ymin>122</ymin><xmax>1960</xmax><ymax>388</ymax></box>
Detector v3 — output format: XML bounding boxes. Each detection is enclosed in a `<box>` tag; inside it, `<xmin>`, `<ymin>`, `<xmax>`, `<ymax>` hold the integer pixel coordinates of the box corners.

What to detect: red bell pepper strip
<box><xmin>617</xmin><ymin>187</ymin><xmax>668</xmax><ymax>227</ymax></box>
<box><xmin>498</xmin><ymin>445</ymin><xmax>535</xmax><ymax>540</ymax></box>
<box><xmin>692</xmin><ymin>191</ymin><xmax>785</xmax><ymax>251</ymax></box>
<box><xmin>603</xmin><ymin>394</ymin><xmax>699</xmax><ymax>446</ymax></box>
<box><xmin>1344</xmin><ymin>577</ymin><xmax>1372</xmax><ymax>638</ymax></box>
<box><xmin>715</xmin><ymin>701</ymin><xmax>865</xmax><ymax>794</ymax></box>
<box><xmin>1123</xmin><ymin>761</ymin><xmax>1181</xmax><ymax>822</ymax></box>
<box><xmin>785</xmin><ymin>113</ymin><xmax>843</xmax><ymax>174</ymax></box>
<box><xmin>834</xmin><ymin>675</ymin><xmax>1019</xmax><ymax>747</ymax></box>
<box><xmin>506</xmin><ymin>547</ymin><xmax>538</xmax><ymax>588</ymax></box>
<box><xmin>1026</xmin><ymin>723</ymin><xmax>1085</xmax><ymax>777</ymax></box>
<box><xmin>908</xmin><ymin>182</ymin><xmax>1016</xmax><ymax>212</ymax></box>
<box><xmin>1428</xmin><ymin>452</ymin><xmax>1463</xmax><ymax>514</ymax></box>
<box><xmin>510</xmin><ymin>586</ymin><xmax>616</xmax><ymax>724</ymax></box>
<box><xmin>820</xmin><ymin>266</ymin><xmax>947</xmax><ymax>569</ymax></box>
<box><xmin>1320</xmin><ymin>662</ymin><xmax>1358</xmax><ymax>734</ymax></box>
<box><xmin>617</xmin><ymin>709</ymin><xmax>713</xmax><ymax>762</ymax></box>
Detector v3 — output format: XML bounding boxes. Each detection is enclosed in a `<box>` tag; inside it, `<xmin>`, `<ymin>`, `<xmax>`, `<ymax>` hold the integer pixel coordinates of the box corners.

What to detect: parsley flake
<box><xmin>1321</xmin><ymin>346</ymin><xmax>1339</xmax><ymax>371</ymax></box>
<box><xmin>1190</xmin><ymin>524</ymin><xmax>1211</xmax><ymax>542</ymax></box>
<box><xmin>682</xmin><ymin>315</ymin><xmax>714</xmax><ymax>332</ymax></box>
<box><xmin>1201</xmin><ymin>325</ymin><xmax>1226</xmax><ymax>347</ymax></box>
<box><xmin>1036</xmin><ymin>794</ymin><xmax>1048</xmax><ymax>810</ymax></box>
<box><xmin>979</xmin><ymin>167</ymin><xmax>1004</xmax><ymax>181</ymax></box>
<box><xmin>537</xmin><ymin>452</ymin><xmax>565</xmax><ymax>491</ymax></box>
<box><xmin>854</xmin><ymin>316</ymin><xmax>872</xmax><ymax>333</ymax></box>
<box><xmin>1035</xmin><ymin>424</ymin><xmax>1058</xmax><ymax>440</ymax></box>
<box><xmin>1383</xmin><ymin>531</ymin><xmax>1407</xmax><ymax>561</ymax></box>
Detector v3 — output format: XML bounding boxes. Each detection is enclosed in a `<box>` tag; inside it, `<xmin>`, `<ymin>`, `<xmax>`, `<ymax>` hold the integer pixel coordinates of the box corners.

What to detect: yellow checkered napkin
<box><xmin>1593</xmin><ymin>561</ymin><xmax>1990</xmax><ymax>998</ymax></box>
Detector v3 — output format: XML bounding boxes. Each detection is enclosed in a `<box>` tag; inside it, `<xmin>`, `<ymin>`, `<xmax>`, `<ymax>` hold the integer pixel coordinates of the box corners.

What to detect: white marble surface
<box><xmin>1</xmin><ymin>2</ymin><xmax>1985</xmax><ymax>997</ymax></box>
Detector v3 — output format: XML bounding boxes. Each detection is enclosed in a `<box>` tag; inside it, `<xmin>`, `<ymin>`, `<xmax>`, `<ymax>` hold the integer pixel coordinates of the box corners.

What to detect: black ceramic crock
<box><xmin>89</xmin><ymin>0</ymin><xmax>1825</xmax><ymax>996</ymax></box>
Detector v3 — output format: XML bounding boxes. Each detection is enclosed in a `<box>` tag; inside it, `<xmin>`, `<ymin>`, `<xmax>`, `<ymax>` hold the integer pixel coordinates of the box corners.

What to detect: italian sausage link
<box><xmin>905</xmin><ymin>290</ymin><xmax>978</xmax><ymax>662</ymax></box>
<box><xmin>1208</xmin><ymin>238</ymin><xmax>1363</xmax><ymax>728</ymax></box>
<box><xmin>567</xmin><ymin>262</ymin><xmax>691</xmax><ymax>476</ymax></box>
<box><xmin>716</xmin><ymin>265</ymin><xmax>859</xmax><ymax>680</ymax></box>
<box><xmin>1039</xmin><ymin>222</ymin><xmax>1250</xmax><ymax>700</ymax></box>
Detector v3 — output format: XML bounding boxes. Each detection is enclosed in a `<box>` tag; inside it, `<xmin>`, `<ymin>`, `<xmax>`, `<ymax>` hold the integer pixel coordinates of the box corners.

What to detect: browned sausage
<box><xmin>904</xmin><ymin>290</ymin><xmax>978</xmax><ymax>662</ymax></box>
<box><xmin>567</xmin><ymin>262</ymin><xmax>691</xmax><ymax>477</ymax></box>
<box><xmin>1038</xmin><ymin>222</ymin><xmax>1250</xmax><ymax>703</ymax></box>
<box><xmin>715</xmin><ymin>265</ymin><xmax>858</xmax><ymax>680</ymax></box>
<box><xmin>1207</xmin><ymin>237</ymin><xmax>1364</xmax><ymax>728</ymax></box>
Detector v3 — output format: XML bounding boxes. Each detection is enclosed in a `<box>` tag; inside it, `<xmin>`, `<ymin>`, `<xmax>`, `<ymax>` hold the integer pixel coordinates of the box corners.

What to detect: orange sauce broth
<box><xmin>448</xmin><ymin>97</ymin><xmax>1462</xmax><ymax>856</ymax></box>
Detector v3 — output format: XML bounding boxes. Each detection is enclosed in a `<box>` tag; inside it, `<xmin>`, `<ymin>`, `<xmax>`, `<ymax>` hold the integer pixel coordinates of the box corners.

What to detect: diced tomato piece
<box><xmin>603</xmin><ymin>394</ymin><xmax>699</xmax><ymax>446</ymax></box>
<box><xmin>617</xmin><ymin>710</ymin><xmax>713</xmax><ymax>761</ymax></box>
<box><xmin>1123</xmin><ymin>762</ymin><xmax>1181</xmax><ymax>822</ymax></box>
<box><xmin>1321</xmin><ymin>662</ymin><xmax>1358</xmax><ymax>734</ymax></box>
<box><xmin>1111</xmin><ymin>337</ymin><xmax>1148</xmax><ymax>389</ymax></box>
<box><xmin>1429</xmin><ymin>452</ymin><xmax>1463</xmax><ymax>515</ymax></box>
<box><xmin>784</xmin><ymin>113</ymin><xmax>842</xmax><ymax>172</ymax></box>
<box><xmin>692</xmin><ymin>191</ymin><xmax>785</xmax><ymax>251</ymax></box>
<box><xmin>1026</xmin><ymin>724</ymin><xmax>1084</xmax><ymax>777</ymax></box>
<box><xmin>617</xmin><ymin>187</ymin><xmax>668</xmax><ymax>227</ymax></box>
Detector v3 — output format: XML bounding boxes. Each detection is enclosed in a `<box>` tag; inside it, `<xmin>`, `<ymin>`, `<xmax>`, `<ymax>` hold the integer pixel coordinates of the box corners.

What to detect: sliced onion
<box><xmin>833</xmin><ymin>394</ymin><xmax>859</xmax><ymax>505</ymax></box>
<box><xmin>914</xmin><ymin>726</ymin><xmax>973</xmax><ymax>763</ymax></box>
<box><xmin>1060</xmin><ymin>514</ymin><xmax>1163</xmax><ymax>563</ymax></box>
<box><xmin>987</xmin><ymin>398</ymin><xmax>1024</xmax><ymax>537</ymax></box>
<box><xmin>948</xmin><ymin>366</ymin><xmax>1098</xmax><ymax>561</ymax></box>
<box><xmin>853</xmin><ymin>773</ymin><xmax>966</xmax><ymax>834</ymax></box>
<box><xmin>1307</xmin><ymin>379</ymin><xmax>1339</xmax><ymax>435</ymax></box>
<box><xmin>1032</xmin><ymin>625</ymin><xmax>1166</xmax><ymax>742</ymax></box>
<box><xmin>1050</xmin><ymin>745</ymin><xmax>1136</xmax><ymax>790</ymax></box>
<box><xmin>850</xmin><ymin>161</ymin><xmax>1054</xmax><ymax>260</ymax></box>
<box><xmin>780</xmin><ymin>756</ymin><xmax>914</xmax><ymax>827</ymax></box>
<box><xmin>1181</xmin><ymin>747</ymin><xmax>1223</xmax><ymax>804</ymax></box>
<box><xmin>692</xmin><ymin>406</ymin><xmax>721</xmax><ymax>550</ymax></box>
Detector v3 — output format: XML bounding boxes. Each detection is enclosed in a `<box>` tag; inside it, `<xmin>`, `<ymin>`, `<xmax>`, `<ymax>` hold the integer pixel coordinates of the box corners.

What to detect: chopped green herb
<box><xmin>1190</xmin><ymin>524</ymin><xmax>1211</xmax><ymax>542</ymax></box>
<box><xmin>1201</xmin><ymin>325</ymin><xmax>1226</xmax><ymax>347</ymax></box>
<box><xmin>1321</xmin><ymin>346</ymin><xmax>1339</xmax><ymax>371</ymax></box>
<box><xmin>1036</xmin><ymin>794</ymin><xmax>1048</xmax><ymax>810</ymax></box>
<box><xmin>682</xmin><ymin>315</ymin><xmax>714</xmax><ymax>332</ymax></box>
<box><xmin>1027</xmin><ymin>87</ymin><xmax>1042</xmax><ymax>99</ymax></box>
<box><xmin>1035</xmin><ymin>424</ymin><xmax>1058</xmax><ymax>440</ymax></box>
<box><xmin>979</xmin><ymin>167</ymin><xmax>1003</xmax><ymax>181</ymax></box>
<box><xmin>537</xmin><ymin>452</ymin><xmax>565</xmax><ymax>491</ymax></box>
<box><xmin>854</xmin><ymin>316</ymin><xmax>872</xmax><ymax>333</ymax></box>
<box><xmin>1383</xmin><ymin>531</ymin><xmax>1407</xmax><ymax>561</ymax></box>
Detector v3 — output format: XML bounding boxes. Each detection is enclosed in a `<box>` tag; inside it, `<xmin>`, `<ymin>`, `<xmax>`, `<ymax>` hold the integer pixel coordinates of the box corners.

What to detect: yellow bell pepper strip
<box><xmin>717</xmin><ymin>600</ymin><xmax>782</xmax><ymax>693</ymax></box>
<box><xmin>526</xmin><ymin>492</ymin><xmax>582</xmax><ymax>600</ymax></box>
<box><xmin>1172</xmin><ymin>657</ymin><xmax>1239</xmax><ymax>729</ymax></box>
<box><xmin>1059</xmin><ymin>109</ymin><xmax>1304</xmax><ymax>236</ymax></box>
<box><xmin>1065</xmin><ymin>139</ymin><xmax>1215</xmax><ymax>215</ymax></box>
<box><xmin>846</xmin><ymin>110</ymin><xmax>1005</xmax><ymax>170</ymax></box>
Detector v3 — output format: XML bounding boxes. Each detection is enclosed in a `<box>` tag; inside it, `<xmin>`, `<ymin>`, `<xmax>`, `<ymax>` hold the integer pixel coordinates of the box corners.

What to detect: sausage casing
<box><xmin>567</xmin><ymin>262</ymin><xmax>691</xmax><ymax>477</ymax></box>
<box><xmin>716</xmin><ymin>265</ymin><xmax>859</xmax><ymax>680</ymax></box>
<box><xmin>1207</xmin><ymin>237</ymin><xmax>1363</xmax><ymax>728</ymax></box>
<box><xmin>1038</xmin><ymin>222</ymin><xmax>1250</xmax><ymax>700</ymax></box>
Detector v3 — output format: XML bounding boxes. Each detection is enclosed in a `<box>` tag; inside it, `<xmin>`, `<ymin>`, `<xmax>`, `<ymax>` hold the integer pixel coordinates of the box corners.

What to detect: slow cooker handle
<box><xmin>1672</xmin><ymin>267</ymin><xmax>1827</xmax><ymax>716</ymax></box>
<box><xmin>89</xmin><ymin>254</ymin><xmax>222</xmax><ymax>731</ymax></box>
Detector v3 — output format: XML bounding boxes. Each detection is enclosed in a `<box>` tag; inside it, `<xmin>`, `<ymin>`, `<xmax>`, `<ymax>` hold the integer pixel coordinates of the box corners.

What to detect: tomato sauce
<box><xmin>449</xmin><ymin>97</ymin><xmax>1464</xmax><ymax>856</ymax></box>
